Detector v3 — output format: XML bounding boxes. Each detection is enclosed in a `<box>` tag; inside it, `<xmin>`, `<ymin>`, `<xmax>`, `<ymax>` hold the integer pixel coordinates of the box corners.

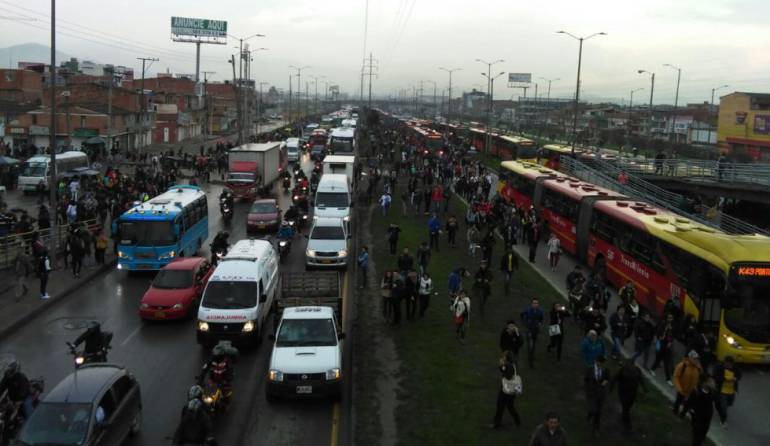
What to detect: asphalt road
<box><xmin>0</xmin><ymin>151</ymin><xmax>348</xmax><ymax>445</ymax></box>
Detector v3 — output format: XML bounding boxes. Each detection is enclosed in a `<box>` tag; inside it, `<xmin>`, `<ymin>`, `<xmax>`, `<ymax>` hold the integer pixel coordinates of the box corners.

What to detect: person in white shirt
<box><xmin>379</xmin><ymin>193</ymin><xmax>391</xmax><ymax>216</ymax></box>
<box><xmin>546</xmin><ymin>233</ymin><xmax>561</xmax><ymax>272</ymax></box>
<box><xmin>68</xmin><ymin>179</ymin><xmax>80</xmax><ymax>201</ymax></box>
<box><xmin>418</xmin><ymin>272</ymin><xmax>433</xmax><ymax>318</ymax></box>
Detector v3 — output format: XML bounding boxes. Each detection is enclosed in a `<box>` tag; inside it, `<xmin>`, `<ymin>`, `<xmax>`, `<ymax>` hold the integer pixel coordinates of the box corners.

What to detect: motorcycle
<box><xmin>210</xmin><ymin>245</ymin><xmax>227</xmax><ymax>266</ymax></box>
<box><xmin>297</xmin><ymin>214</ymin><xmax>308</xmax><ymax>233</ymax></box>
<box><xmin>198</xmin><ymin>342</ymin><xmax>238</xmax><ymax>417</ymax></box>
<box><xmin>66</xmin><ymin>332</ymin><xmax>113</xmax><ymax>368</ymax></box>
<box><xmin>282</xmin><ymin>176</ymin><xmax>291</xmax><ymax>192</ymax></box>
<box><xmin>291</xmin><ymin>191</ymin><xmax>309</xmax><ymax>213</ymax></box>
<box><xmin>277</xmin><ymin>237</ymin><xmax>291</xmax><ymax>262</ymax></box>
<box><xmin>219</xmin><ymin>199</ymin><xmax>233</xmax><ymax>226</ymax></box>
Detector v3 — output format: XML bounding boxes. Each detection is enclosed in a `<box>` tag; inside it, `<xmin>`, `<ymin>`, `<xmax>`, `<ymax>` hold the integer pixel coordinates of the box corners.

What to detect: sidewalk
<box><xmin>0</xmin><ymin>248</ymin><xmax>115</xmax><ymax>340</ymax></box>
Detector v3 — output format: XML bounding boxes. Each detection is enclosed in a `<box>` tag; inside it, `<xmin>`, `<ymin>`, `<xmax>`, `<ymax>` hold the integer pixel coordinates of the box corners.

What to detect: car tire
<box><xmin>130</xmin><ymin>410</ymin><xmax>142</xmax><ymax>435</ymax></box>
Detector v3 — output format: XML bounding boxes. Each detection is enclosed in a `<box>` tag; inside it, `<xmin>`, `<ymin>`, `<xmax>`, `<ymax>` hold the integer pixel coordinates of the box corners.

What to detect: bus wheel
<box><xmin>594</xmin><ymin>256</ymin><xmax>606</xmax><ymax>282</ymax></box>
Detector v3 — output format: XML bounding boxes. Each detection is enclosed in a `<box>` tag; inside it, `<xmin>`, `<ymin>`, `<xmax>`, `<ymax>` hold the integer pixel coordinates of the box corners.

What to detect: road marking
<box><xmin>330</xmin><ymin>401</ymin><xmax>341</xmax><ymax>446</ymax></box>
<box><xmin>120</xmin><ymin>325</ymin><xmax>142</xmax><ymax>346</ymax></box>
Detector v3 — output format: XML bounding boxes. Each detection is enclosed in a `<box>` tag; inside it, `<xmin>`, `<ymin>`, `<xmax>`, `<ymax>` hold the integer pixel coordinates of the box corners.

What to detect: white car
<box><xmin>305</xmin><ymin>217</ymin><xmax>348</xmax><ymax>270</ymax></box>
<box><xmin>266</xmin><ymin>306</ymin><xmax>343</xmax><ymax>399</ymax></box>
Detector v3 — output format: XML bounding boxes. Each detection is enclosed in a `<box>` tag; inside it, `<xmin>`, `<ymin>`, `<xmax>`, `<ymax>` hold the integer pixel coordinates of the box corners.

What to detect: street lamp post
<box><xmin>289</xmin><ymin>65</ymin><xmax>310</xmax><ymax>121</ymax></box>
<box><xmin>708</xmin><ymin>84</ymin><xmax>729</xmax><ymax>146</ymax></box>
<box><xmin>257</xmin><ymin>81</ymin><xmax>268</xmax><ymax>135</ymax></box>
<box><xmin>476</xmin><ymin>59</ymin><xmax>504</xmax><ymax>154</ymax></box>
<box><xmin>663</xmin><ymin>63</ymin><xmax>682</xmax><ymax>143</ymax></box>
<box><xmin>627</xmin><ymin>87</ymin><xmax>644</xmax><ymax>148</ymax></box>
<box><xmin>438</xmin><ymin>67</ymin><xmax>461</xmax><ymax>125</ymax></box>
<box><xmin>481</xmin><ymin>71</ymin><xmax>506</xmax><ymax>153</ymax></box>
<box><xmin>539</xmin><ymin>77</ymin><xmax>559</xmax><ymax>135</ymax></box>
<box><xmin>638</xmin><ymin>70</ymin><xmax>656</xmax><ymax>142</ymax></box>
<box><xmin>557</xmin><ymin>30</ymin><xmax>606</xmax><ymax>154</ymax></box>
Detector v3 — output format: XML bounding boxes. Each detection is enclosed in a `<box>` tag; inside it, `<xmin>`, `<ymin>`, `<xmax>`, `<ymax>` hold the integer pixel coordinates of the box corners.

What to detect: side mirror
<box><xmin>338</xmin><ymin>332</ymin><xmax>346</xmax><ymax>340</ymax></box>
<box><xmin>259</xmin><ymin>293</ymin><xmax>267</xmax><ymax>303</ymax></box>
<box><xmin>268</xmin><ymin>334</ymin><xmax>276</xmax><ymax>341</ymax></box>
<box><xmin>349</xmin><ymin>201</ymin><xmax>355</xmax><ymax>208</ymax></box>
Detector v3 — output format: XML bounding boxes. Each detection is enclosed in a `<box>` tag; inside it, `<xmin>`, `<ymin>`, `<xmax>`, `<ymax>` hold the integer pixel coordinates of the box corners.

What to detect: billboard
<box><xmin>329</xmin><ymin>85</ymin><xmax>340</xmax><ymax>95</ymax></box>
<box><xmin>171</xmin><ymin>17</ymin><xmax>227</xmax><ymax>44</ymax></box>
<box><xmin>753</xmin><ymin>115</ymin><xmax>770</xmax><ymax>135</ymax></box>
<box><xmin>508</xmin><ymin>73</ymin><xmax>531</xmax><ymax>83</ymax></box>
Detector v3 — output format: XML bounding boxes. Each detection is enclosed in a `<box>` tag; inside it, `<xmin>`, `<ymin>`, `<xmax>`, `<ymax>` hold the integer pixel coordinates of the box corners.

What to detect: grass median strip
<box><xmin>365</xmin><ymin>195</ymin><xmax>706</xmax><ymax>445</ymax></box>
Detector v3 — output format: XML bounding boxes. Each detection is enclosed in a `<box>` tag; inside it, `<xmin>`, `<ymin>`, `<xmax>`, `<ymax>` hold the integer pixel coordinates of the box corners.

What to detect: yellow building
<box><xmin>717</xmin><ymin>92</ymin><xmax>770</xmax><ymax>162</ymax></box>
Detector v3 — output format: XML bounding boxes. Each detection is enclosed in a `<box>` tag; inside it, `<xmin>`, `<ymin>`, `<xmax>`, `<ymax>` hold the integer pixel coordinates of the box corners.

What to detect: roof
<box><xmin>45</xmin><ymin>365</ymin><xmax>125</xmax><ymax>404</ymax></box>
<box><xmin>543</xmin><ymin>177</ymin><xmax>625</xmax><ymax>201</ymax></box>
<box><xmin>230</xmin><ymin>142</ymin><xmax>282</xmax><ymax>152</ymax></box>
<box><xmin>0</xmin><ymin>100</ymin><xmax>39</xmax><ymax>113</ymax></box>
<box><xmin>500</xmin><ymin>160</ymin><xmax>563</xmax><ymax>180</ymax></box>
<box><xmin>282</xmin><ymin>306</ymin><xmax>335</xmax><ymax>320</ymax></box>
<box><xmin>223</xmin><ymin>239</ymin><xmax>272</xmax><ymax>262</ymax></box>
<box><xmin>323</xmin><ymin>155</ymin><xmax>355</xmax><ymax>163</ymax></box>
<box><xmin>500</xmin><ymin>135</ymin><xmax>535</xmax><ymax>146</ymax></box>
<box><xmin>252</xmin><ymin>198</ymin><xmax>277</xmax><ymax>205</ymax></box>
<box><xmin>318</xmin><ymin>174</ymin><xmax>350</xmax><ymax>189</ymax></box>
<box><xmin>732</xmin><ymin>92</ymin><xmax>770</xmax><ymax>100</ymax></box>
<box><xmin>330</xmin><ymin>127</ymin><xmax>355</xmax><ymax>138</ymax></box>
<box><xmin>163</xmin><ymin>256</ymin><xmax>206</xmax><ymax>270</ymax></box>
<box><xmin>123</xmin><ymin>185</ymin><xmax>204</xmax><ymax>219</ymax></box>
<box><xmin>313</xmin><ymin>216</ymin><xmax>345</xmax><ymax>227</ymax></box>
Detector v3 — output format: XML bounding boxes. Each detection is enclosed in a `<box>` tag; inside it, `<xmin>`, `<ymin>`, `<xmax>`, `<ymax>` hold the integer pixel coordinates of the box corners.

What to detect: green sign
<box><xmin>171</xmin><ymin>17</ymin><xmax>227</xmax><ymax>44</ymax></box>
<box><xmin>72</xmin><ymin>128</ymin><xmax>98</xmax><ymax>138</ymax></box>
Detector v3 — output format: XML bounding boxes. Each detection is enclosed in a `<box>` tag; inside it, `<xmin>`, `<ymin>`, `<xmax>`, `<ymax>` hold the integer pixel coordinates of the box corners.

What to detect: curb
<box><xmin>0</xmin><ymin>259</ymin><xmax>116</xmax><ymax>342</ymax></box>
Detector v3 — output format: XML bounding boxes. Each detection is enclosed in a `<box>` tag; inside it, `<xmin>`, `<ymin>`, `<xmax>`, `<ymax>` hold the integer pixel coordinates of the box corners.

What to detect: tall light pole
<box><xmin>257</xmin><ymin>81</ymin><xmax>268</xmax><ymax>135</ymax></box>
<box><xmin>311</xmin><ymin>75</ymin><xmax>324</xmax><ymax>113</ymax></box>
<box><xmin>229</xmin><ymin>33</ymin><xmax>264</xmax><ymax>137</ymax></box>
<box><xmin>557</xmin><ymin>30</ymin><xmax>606</xmax><ymax>154</ymax></box>
<box><xmin>708</xmin><ymin>84</ymin><xmax>729</xmax><ymax>146</ymax></box>
<box><xmin>638</xmin><ymin>69</ymin><xmax>656</xmax><ymax>141</ymax></box>
<box><xmin>476</xmin><ymin>59</ymin><xmax>504</xmax><ymax>153</ymax></box>
<box><xmin>289</xmin><ymin>65</ymin><xmax>310</xmax><ymax>120</ymax></box>
<box><xmin>438</xmin><ymin>67</ymin><xmax>461</xmax><ymax>123</ymax></box>
<box><xmin>663</xmin><ymin>63</ymin><xmax>682</xmax><ymax>143</ymax></box>
<box><xmin>628</xmin><ymin>87</ymin><xmax>644</xmax><ymax>147</ymax></box>
<box><xmin>540</xmin><ymin>77</ymin><xmax>560</xmax><ymax>102</ymax></box>
<box><xmin>48</xmin><ymin>0</ymin><xmax>59</xmax><ymax>263</ymax></box>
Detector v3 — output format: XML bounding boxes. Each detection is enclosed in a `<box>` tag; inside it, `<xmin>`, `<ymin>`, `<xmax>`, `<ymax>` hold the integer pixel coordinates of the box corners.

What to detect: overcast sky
<box><xmin>1</xmin><ymin>0</ymin><xmax>769</xmax><ymax>105</ymax></box>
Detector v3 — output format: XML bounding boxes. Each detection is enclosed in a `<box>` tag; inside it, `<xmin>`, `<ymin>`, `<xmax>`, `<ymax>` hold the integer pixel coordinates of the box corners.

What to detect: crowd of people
<box><xmin>361</xmin><ymin>117</ymin><xmax>739</xmax><ymax>445</ymax></box>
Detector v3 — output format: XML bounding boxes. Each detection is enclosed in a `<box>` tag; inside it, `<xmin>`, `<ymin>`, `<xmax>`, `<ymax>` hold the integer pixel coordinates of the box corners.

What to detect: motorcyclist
<box><xmin>277</xmin><ymin>221</ymin><xmax>295</xmax><ymax>241</ymax></box>
<box><xmin>284</xmin><ymin>205</ymin><xmax>299</xmax><ymax>222</ymax></box>
<box><xmin>201</xmin><ymin>342</ymin><xmax>238</xmax><ymax>398</ymax></box>
<box><xmin>218</xmin><ymin>189</ymin><xmax>234</xmax><ymax>210</ymax></box>
<box><xmin>0</xmin><ymin>360</ymin><xmax>33</xmax><ymax>418</ymax></box>
<box><xmin>210</xmin><ymin>231</ymin><xmax>230</xmax><ymax>264</ymax></box>
<box><xmin>173</xmin><ymin>385</ymin><xmax>215</xmax><ymax>446</ymax></box>
<box><xmin>72</xmin><ymin>321</ymin><xmax>111</xmax><ymax>360</ymax></box>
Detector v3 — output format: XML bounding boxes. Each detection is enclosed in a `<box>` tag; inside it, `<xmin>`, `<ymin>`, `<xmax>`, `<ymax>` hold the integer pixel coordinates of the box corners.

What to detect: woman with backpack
<box><xmin>492</xmin><ymin>350</ymin><xmax>522</xmax><ymax>429</ymax></box>
<box><xmin>451</xmin><ymin>289</ymin><xmax>471</xmax><ymax>342</ymax></box>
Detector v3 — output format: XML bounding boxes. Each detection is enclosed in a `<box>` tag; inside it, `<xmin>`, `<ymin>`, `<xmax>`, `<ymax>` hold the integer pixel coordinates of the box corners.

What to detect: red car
<box><xmin>139</xmin><ymin>257</ymin><xmax>214</xmax><ymax>320</ymax></box>
<box><xmin>247</xmin><ymin>198</ymin><xmax>282</xmax><ymax>233</ymax></box>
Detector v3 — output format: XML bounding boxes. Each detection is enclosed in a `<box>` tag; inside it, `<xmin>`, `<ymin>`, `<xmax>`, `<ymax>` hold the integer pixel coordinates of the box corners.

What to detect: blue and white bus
<box><xmin>113</xmin><ymin>185</ymin><xmax>209</xmax><ymax>271</ymax></box>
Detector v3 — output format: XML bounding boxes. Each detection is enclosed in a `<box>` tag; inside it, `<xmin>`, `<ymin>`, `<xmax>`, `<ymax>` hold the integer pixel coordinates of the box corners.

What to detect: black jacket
<box><xmin>174</xmin><ymin>400</ymin><xmax>213</xmax><ymax>444</ymax></box>
<box><xmin>0</xmin><ymin>372</ymin><xmax>30</xmax><ymax>402</ymax></box>
<box><xmin>712</xmin><ymin>363</ymin><xmax>741</xmax><ymax>394</ymax></box>
<box><xmin>609</xmin><ymin>312</ymin><xmax>631</xmax><ymax>338</ymax></box>
<box><xmin>633</xmin><ymin>317</ymin><xmax>655</xmax><ymax>343</ymax></box>
<box><xmin>584</xmin><ymin>365</ymin><xmax>611</xmax><ymax>402</ymax></box>
<box><xmin>611</xmin><ymin>363</ymin><xmax>646</xmax><ymax>400</ymax></box>
<box><xmin>500</xmin><ymin>252</ymin><xmax>519</xmax><ymax>273</ymax></box>
<box><xmin>499</xmin><ymin>328</ymin><xmax>523</xmax><ymax>354</ymax></box>
<box><xmin>684</xmin><ymin>387</ymin><xmax>717</xmax><ymax>425</ymax></box>
<box><xmin>397</xmin><ymin>254</ymin><xmax>414</xmax><ymax>272</ymax></box>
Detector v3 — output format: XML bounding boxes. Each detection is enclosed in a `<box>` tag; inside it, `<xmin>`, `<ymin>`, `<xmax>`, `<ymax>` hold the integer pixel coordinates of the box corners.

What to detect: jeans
<box><xmin>651</xmin><ymin>346</ymin><xmax>673</xmax><ymax>380</ymax></box>
<box><xmin>547</xmin><ymin>334</ymin><xmax>564</xmax><ymax>360</ymax></box>
<box><xmin>429</xmin><ymin>231</ymin><xmax>439</xmax><ymax>251</ymax></box>
<box><xmin>632</xmin><ymin>339</ymin><xmax>651</xmax><ymax>367</ymax></box>
<box><xmin>611</xmin><ymin>335</ymin><xmax>624</xmax><ymax>357</ymax></box>
<box><xmin>493</xmin><ymin>391</ymin><xmax>521</xmax><ymax>427</ymax></box>
<box><xmin>406</xmin><ymin>295</ymin><xmax>417</xmax><ymax>319</ymax></box>
<box><xmin>526</xmin><ymin>331</ymin><xmax>539</xmax><ymax>368</ymax></box>
<box><xmin>40</xmin><ymin>272</ymin><xmax>48</xmax><ymax>296</ymax></box>
<box><xmin>717</xmin><ymin>393</ymin><xmax>735</xmax><ymax>423</ymax></box>
<box><xmin>418</xmin><ymin>293</ymin><xmax>430</xmax><ymax>317</ymax></box>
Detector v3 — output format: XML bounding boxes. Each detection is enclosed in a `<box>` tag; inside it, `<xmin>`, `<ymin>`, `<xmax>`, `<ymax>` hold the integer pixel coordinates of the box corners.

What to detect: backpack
<box><xmin>502</xmin><ymin>365</ymin><xmax>523</xmax><ymax>396</ymax></box>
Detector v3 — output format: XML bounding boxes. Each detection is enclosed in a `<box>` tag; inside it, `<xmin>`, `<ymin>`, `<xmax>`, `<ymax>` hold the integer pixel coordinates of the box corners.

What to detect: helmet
<box><xmin>4</xmin><ymin>360</ymin><xmax>19</xmax><ymax>376</ymax></box>
<box><xmin>88</xmin><ymin>321</ymin><xmax>101</xmax><ymax>332</ymax></box>
<box><xmin>188</xmin><ymin>385</ymin><xmax>203</xmax><ymax>401</ymax></box>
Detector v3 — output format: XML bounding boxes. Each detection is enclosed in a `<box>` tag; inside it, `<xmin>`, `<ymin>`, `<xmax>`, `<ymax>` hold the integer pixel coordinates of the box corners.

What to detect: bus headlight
<box><xmin>118</xmin><ymin>251</ymin><xmax>130</xmax><ymax>259</ymax></box>
<box><xmin>198</xmin><ymin>321</ymin><xmax>209</xmax><ymax>332</ymax></box>
<box><xmin>325</xmin><ymin>368</ymin><xmax>341</xmax><ymax>380</ymax></box>
<box><xmin>724</xmin><ymin>335</ymin><xmax>742</xmax><ymax>349</ymax></box>
<box><xmin>159</xmin><ymin>251</ymin><xmax>176</xmax><ymax>260</ymax></box>
<box><xmin>269</xmin><ymin>369</ymin><xmax>284</xmax><ymax>382</ymax></box>
<box><xmin>242</xmin><ymin>320</ymin><xmax>255</xmax><ymax>332</ymax></box>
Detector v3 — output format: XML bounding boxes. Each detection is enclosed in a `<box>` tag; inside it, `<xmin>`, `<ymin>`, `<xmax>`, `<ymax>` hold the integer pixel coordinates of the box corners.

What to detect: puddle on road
<box><xmin>45</xmin><ymin>317</ymin><xmax>100</xmax><ymax>335</ymax></box>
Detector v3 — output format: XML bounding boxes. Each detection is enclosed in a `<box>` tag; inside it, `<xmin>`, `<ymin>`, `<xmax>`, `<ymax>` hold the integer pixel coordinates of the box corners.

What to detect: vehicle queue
<box><xmin>0</xmin><ymin>109</ymin><xmax>360</xmax><ymax>446</ymax></box>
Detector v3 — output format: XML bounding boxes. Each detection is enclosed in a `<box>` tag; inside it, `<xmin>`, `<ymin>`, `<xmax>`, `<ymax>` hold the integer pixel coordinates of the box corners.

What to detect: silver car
<box><xmin>305</xmin><ymin>217</ymin><xmax>349</xmax><ymax>270</ymax></box>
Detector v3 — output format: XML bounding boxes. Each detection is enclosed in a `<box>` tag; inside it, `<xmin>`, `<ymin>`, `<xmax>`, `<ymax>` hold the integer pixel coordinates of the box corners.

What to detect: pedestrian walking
<box><xmin>631</xmin><ymin>311</ymin><xmax>655</xmax><ymax>367</ymax></box>
<box><xmin>473</xmin><ymin>261</ymin><xmax>493</xmax><ymax>314</ymax></box>
<box><xmin>528</xmin><ymin>412</ymin><xmax>568</xmax><ymax>446</ymax></box>
<box><xmin>447</xmin><ymin>267</ymin><xmax>465</xmax><ymax>299</ymax></box>
<box><xmin>445</xmin><ymin>214</ymin><xmax>458</xmax><ymax>248</ymax></box>
<box><xmin>609</xmin><ymin>305</ymin><xmax>631</xmax><ymax>360</ymax></box>
<box><xmin>610</xmin><ymin>358</ymin><xmax>647</xmax><ymax>433</ymax></box>
<box><xmin>466</xmin><ymin>224</ymin><xmax>480</xmax><ymax>258</ymax></box>
<box><xmin>491</xmin><ymin>351</ymin><xmax>522</xmax><ymax>429</ymax></box>
<box><xmin>381</xmin><ymin>271</ymin><xmax>395</xmax><ymax>323</ymax></box>
<box><xmin>80</xmin><ymin>227</ymin><xmax>93</xmax><ymax>267</ymax></box>
<box><xmin>387</xmin><ymin>223</ymin><xmax>401</xmax><ymax>255</ymax></box>
<box><xmin>416</xmin><ymin>241</ymin><xmax>431</xmax><ymax>274</ymax></box>
<box><xmin>417</xmin><ymin>272</ymin><xmax>433</xmax><ymax>318</ymax></box>
<box><xmin>95</xmin><ymin>229</ymin><xmax>108</xmax><ymax>265</ymax></box>
<box><xmin>649</xmin><ymin>313</ymin><xmax>676</xmax><ymax>385</ymax></box>
<box><xmin>546</xmin><ymin>233</ymin><xmax>561</xmax><ymax>271</ymax></box>
<box><xmin>580</xmin><ymin>329</ymin><xmax>606</xmax><ymax>367</ymax></box>
<box><xmin>584</xmin><ymin>355</ymin><xmax>610</xmax><ymax>437</ymax></box>
<box><xmin>520</xmin><ymin>298</ymin><xmax>544</xmax><ymax>369</ymax></box>
<box><xmin>397</xmin><ymin>248</ymin><xmax>414</xmax><ymax>276</ymax></box>
<box><xmin>684</xmin><ymin>377</ymin><xmax>719</xmax><ymax>446</ymax></box>
<box><xmin>14</xmin><ymin>251</ymin><xmax>32</xmax><ymax>302</ymax></box>
<box><xmin>499</xmin><ymin>320</ymin><xmax>523</xmax><ymax>364</ymax></box>
<box><xmin>672</xmin><ymin>351</ymin><xmax>703</xmax><ymax>416</ymax></box>
<box><xmin>428</xmin><ymin>213</ymin><xmax>441</xmax><ymax>251</ymax></box>
<box><xmin>527</xmin><ymin>226</ymin><xmax>538</xmax><ymax>263</ymax></box>
<box><xmin>546</xmin><ymin>303</ymin><xmax>570</xmax><ymax>361</ymax></box>
<box><xmin>38</xmin><ymin>250</ymin><xmax>51</xmax><ymax>299</ymax></box>
<box><xmin>500</xmin><ymin>249</ymin><xmax>519</xmax><ymax>297</ymax></box>
<box><xmin>404</xmin><ymin>270</ymin><xmax>419</xmax><ymax>320</ymax></box>
<box><xmin>451</xmin><ymin>290</ymin><xmax>471</xmax><ymax>342</ymax></box>
<box><xmin>379</xmin><ymin>192</ymin><xmax>391</xmax><ymax>216</ymax></box>
<box><xmin>392</xmin><ymin>273</ymin><xmax>405</xmax><ymax>325</ymax></box>
<box><xmin>357</xmin><ymin>246</ymin><xmax>369</xmax><ymax>289</ymax></box>
<box><xmin>713</xmin><ymin>356</ymin><xmax>741</xmax><ymax>428</ymax></box>
<box><xmin>69</xmin><ymin>229</ymin><xmax>85</xmax><ymax>278</ymax></box>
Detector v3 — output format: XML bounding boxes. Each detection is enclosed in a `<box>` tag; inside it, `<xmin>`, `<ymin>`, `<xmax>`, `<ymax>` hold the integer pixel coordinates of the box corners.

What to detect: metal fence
<box><xmin>559</xmin><ymin>156</ymin><xmax>770</xmax><ymax>237</ymax></box>
<box><xmin>0</xmin><ymin>218</ymin><xmax>103</xmax><ymax>271</ymax></box>
<box><xmin>607</xmin><ymin>158</ymin><xmax>770</xmax><ymax>187</ymax></box>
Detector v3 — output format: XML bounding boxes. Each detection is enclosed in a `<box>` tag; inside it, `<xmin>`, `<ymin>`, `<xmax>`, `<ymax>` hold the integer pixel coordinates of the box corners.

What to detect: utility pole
<box><xmin>61</xmin><ymin>69</ymin><xmax>71</xmax><ymax>148</ymax></box>
<box><xmin>363</xmin><ymin>53</ymin><xmax>378</xmax><ymax>108</ymax></box>
<box><xmin>477</xmin><ymin>58</ymin><xmax>505</xmax><ymax>154</ymax></box>
<box><xmin>288</xmin><ymin>74</ymin><xmax>292</xmax><ymax>123</ymax></box>
<box><xmin>230</xmin><ymin>55</ymin><xmax>243</xmax><ymax>145</ymax></box>
<box><xmin>663</xmin><ymin>64</ymin><xmax>682</xmax><ymax>143</ymax></box>
<box><xmin>201</xmin><ymin>71</ymin><xmax>215</xmax><ymax>141</ymax></box>
<box><xmin>638</xmin><ymin>70</ymin><xmax>655</xmax><ymax>140</ymax></box>
<box><xmin>439</xmin><ymin>67</ymin><xmax>461</xmax><ymax>126</ymax></box>
<box><xmin>708</xmin><ymin>84</ymin><xmax>729</xmax><ymax>146</ymax></box>
<box><xmin>106</xmin><ymin>66</ymin><xmax>114</xmax><ymax>153</ymax></box>
<box><xmin>257</xmin><ymin>81</ymin><xmax>268</xmax><ymax>135</ymax></box>
<box><xmin>49</xmin><ymin>0</ymin><xmax>59</xmax><ymax>265</ymax></box>
<box><xmin>289</xmin><ymin>65</ymin><xmax>310</xmax><ymax>120</ymax></box>
<box><xmin>137</xmin><ymin>57</ymin><xmax>158</xmax><ymax>150</ymax></box>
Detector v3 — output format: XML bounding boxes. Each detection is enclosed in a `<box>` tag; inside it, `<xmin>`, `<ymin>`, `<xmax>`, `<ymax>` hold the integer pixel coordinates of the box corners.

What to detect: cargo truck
<box><xmin>226</xmin><ymin>142</ymin><xmax>286</xmax><ymax>198</ymax></box>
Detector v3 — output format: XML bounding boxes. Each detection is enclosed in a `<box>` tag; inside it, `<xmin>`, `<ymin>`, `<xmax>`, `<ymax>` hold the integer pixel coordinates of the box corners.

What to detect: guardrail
<box><xmin>608</xmin><ymin>158</ymin><xmax>770</xmax><ymax>187</ymax></box>
<box><xmin>559</xmin><ymin>156</ymin><xmax>770</xmax><ymax>237</ymax></box>
<box><xmin>0</xmin><ymin>218</ymin><xmax>103</xmax><ymax>271</ymax></box>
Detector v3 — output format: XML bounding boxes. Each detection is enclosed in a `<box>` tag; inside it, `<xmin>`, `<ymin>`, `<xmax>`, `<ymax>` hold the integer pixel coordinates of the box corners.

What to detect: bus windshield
<box><xmin>22</xmin><ymin>162</ymin><xmax>47</xmax><ymax>177</ymax></box>
<box><xmin>331</xmin><ymin>137</ymin><xmax>353</xmax><ymax>153</ymax></box>
<box><xmin>725</xmin><ymin>278</ymin><xmax>770</xmax><ymax>342</ymax></box>
<box><xmin>119</xmin><ymin>221</ymin><xmax>176</xmax><ymax>246</ymax></box>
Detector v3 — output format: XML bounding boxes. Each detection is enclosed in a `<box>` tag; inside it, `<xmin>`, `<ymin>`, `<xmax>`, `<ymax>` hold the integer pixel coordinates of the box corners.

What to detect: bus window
<box><xmin>542</xmin><ymin>188</ymin><xmax>579</xmax><ymax>221</ymax></box>
<box><xmin>509</xmin><ymin>175</ymin><xmax>535</xmax><ymax>199</ymax></box>
<box><xmin>590</xmin><ymin>210</ymin><xmax>617</xmax><ymax>244</ymax></box>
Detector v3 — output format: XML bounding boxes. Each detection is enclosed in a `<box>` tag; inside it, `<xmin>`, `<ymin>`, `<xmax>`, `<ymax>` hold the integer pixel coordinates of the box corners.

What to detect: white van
<box><xmin>305</xmin><ymin>217</ymin><xmax>349</xmax><ymax>270</ymax></box>
<box><xmin>285</xmin><ymin>137</ymin><xmax>300</xmax><ymax>163</ymax></box>
<box><xmin>322</xmin><ymin>155</ymin><xmax>355</xmax><ymax>188</ymax></box>
<box><xmin>197</xmin><ymin>239</ymin><xmax>280</xmax><ymax>347</ymax></box>
<box><xmin>314</xmin><ymin>174</ymin><xmax>352</xmax><ymax>233</ymax></box>
<box><xmin>267</xmin><ymin>306</ymin><xmax>343</xmax><ymax>399</ymax></box>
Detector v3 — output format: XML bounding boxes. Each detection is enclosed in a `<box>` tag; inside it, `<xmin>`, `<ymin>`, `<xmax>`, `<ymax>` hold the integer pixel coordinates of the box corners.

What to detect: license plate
<box><xmin>296</xmin><ymin>386</ymin><xmax>312</xmax><ymax>394</ymax></box>
<box><xmin>136</xmin><ymin>264</ymin><xmax>152</xmax><ymax>270</ymax></box>
<box><xmin>321</xmin><ymin>259</ymin><xmax>333</xmax><ymax>264</ymax></box>
<box><xmin>257</xmin><ymin>224</ymin><xmax>266</xmax><ymax>229</ymax></box>
<box><xmin>154</xmin><ymin>311</ymin><xmax>166</xmax><ymax>318</ymax></box>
